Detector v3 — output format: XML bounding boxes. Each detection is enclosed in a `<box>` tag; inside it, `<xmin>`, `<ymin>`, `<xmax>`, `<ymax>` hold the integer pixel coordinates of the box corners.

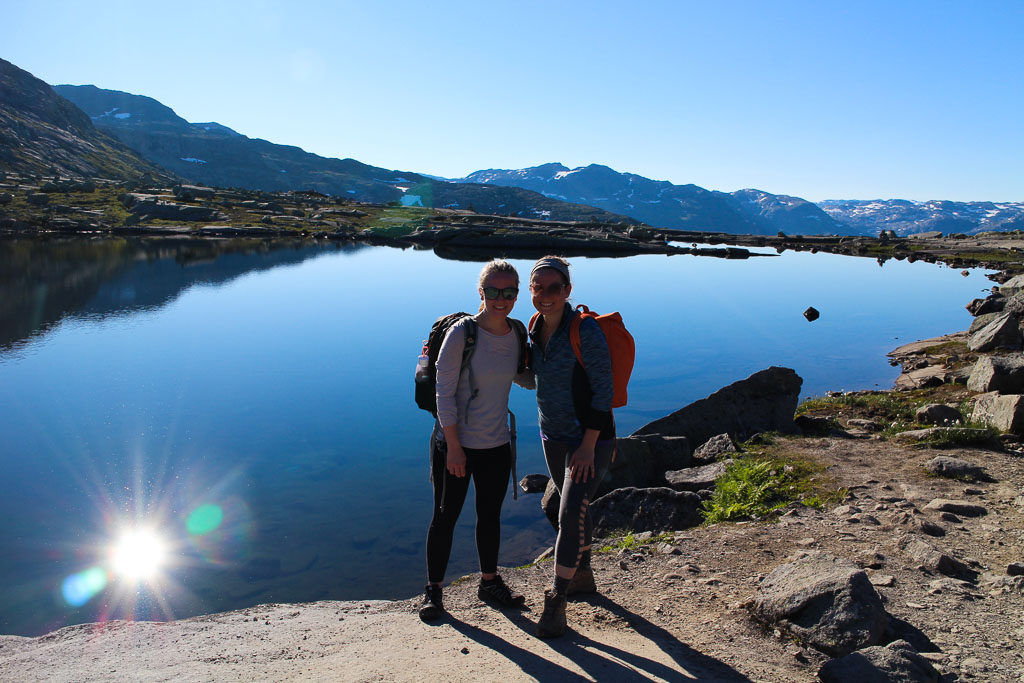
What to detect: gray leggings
<box><xmin>543</xmin><ymin>439</ymin><xmax>615</xmax><ymax>569</ymax></box>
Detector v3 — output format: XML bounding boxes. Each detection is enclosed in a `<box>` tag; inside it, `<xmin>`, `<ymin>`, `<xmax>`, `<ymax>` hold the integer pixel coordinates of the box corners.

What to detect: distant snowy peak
<box><xmin>818</xmin><ymin>199</ymin><xmax>1024</xmax><ymax>235</ymax></box>
<box><xmin>453</xmin><ymin>163</ymin><xmax>846</xmax><ymax>235</ymax></box>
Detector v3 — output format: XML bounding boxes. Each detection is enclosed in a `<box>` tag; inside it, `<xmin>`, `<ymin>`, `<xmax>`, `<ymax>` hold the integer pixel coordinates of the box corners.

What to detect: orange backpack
<box><xmin>533</xmin><ymin>304</ymin><xmax>635</xmax><ymax>409</ymax></box>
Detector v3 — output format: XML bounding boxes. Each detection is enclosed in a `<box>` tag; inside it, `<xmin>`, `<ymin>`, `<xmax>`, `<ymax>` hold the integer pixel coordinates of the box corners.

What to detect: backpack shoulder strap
<box><xmin>460</xmin><ymin>316</ymin><xmax>478</xmax><ymax>369</ymax></box>
<box><xmin>569</xmin><ymin>306</ymin><xmax>586</xmax><ymax>368</ymax></box>
<box><xmin>508</xmin><ymin>318</ymin><xmax>528</xmax><ymax>373</ymax></box>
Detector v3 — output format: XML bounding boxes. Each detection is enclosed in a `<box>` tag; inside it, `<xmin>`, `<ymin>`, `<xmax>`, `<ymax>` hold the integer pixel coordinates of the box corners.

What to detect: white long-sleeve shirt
<box><xmin>435</xmin><ymin>319</ymin><xmax>520</xmax><ymax>449</ymax></box>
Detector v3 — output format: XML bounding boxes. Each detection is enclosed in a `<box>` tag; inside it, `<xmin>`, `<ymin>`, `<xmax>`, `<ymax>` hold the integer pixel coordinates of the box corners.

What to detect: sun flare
<box><xmin>111</xmin><ymin>529</ymin><xmax>167</xmax><ymax>580</ymax></box>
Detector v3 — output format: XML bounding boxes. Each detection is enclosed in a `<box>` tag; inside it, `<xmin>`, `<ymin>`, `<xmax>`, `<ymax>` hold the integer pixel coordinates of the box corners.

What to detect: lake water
<box><xmin>0</xmin><ymin>237</ymin><xmax>992</xmax><ymax>636</ymax></box>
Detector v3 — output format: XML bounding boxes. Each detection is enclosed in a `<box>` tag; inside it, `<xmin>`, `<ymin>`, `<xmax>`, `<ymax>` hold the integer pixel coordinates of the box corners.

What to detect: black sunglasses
<box><xmin>483</xmin><ymin>286</ymin><xmax>519</xmax><ymax>300</ymax></box>
<box><xmin>529</xmin><ymin>283</ymin><xmax>566</xmax><ymax>296</ymax></box>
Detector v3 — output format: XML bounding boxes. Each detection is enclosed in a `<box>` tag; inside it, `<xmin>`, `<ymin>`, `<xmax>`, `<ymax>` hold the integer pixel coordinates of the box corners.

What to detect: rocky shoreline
<box><xmin>3</xmin><ymin>182</ymin><xmax>1024</xmax><ymax>680</ymax></box>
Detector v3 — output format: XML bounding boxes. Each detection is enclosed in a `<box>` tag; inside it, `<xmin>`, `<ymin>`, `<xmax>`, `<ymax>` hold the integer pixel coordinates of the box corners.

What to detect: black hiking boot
<box><xmin>536</xmin><ymin>589</ymin><xmax>567</xmax><ymax>638</ymax></box>
<box><xmin>477</xmin><ymin>575</ymin><xmax>526</xmax><ymax>608</ymax></box>
<box><xmin>419</xmin><ymin>584</ymin><xmax>443</xmax><ymax>622</ymax></box>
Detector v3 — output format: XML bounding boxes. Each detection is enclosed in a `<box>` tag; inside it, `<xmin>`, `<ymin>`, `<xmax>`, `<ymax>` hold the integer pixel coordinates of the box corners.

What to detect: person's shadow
<box><xmin>444</xmin><ymin>593</ymin><xmax>753</xmax><ymax>682</ymax></box>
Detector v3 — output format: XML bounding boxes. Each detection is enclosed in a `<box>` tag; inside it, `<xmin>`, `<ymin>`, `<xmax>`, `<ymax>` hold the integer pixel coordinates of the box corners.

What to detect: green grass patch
<box><xmin>905</xmin><ymin>425</ymin><xmax>1000</xmax><ymax>448</ymax></box>
<box><xmin>595</xmin><ymin>531</ymin><xmax>674</xmax><ymax>554</ymax></box>
<box><xmin>363</xmin><ymin>206</ymin><xmax>432</xmax><ymax>237</ymax></box>
<box><xmin>701</xmin><ymin>452</ymin><xmax>844</xmax><ymax>525</ymax></box>
<box><xmin>918</xmin><ymin>340</ymin><xmax>969</xmax><ymax>355</ymax></box>
<box><xmin>797</xmin><ymin>392</ymin><xmax>919</xmax><ymax>422</ymax></box>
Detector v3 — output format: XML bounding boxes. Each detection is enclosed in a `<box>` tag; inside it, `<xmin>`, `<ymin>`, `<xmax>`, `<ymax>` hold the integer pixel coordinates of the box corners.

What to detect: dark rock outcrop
<box><xmin>914</xmin><ymin>404</ymin><xmax>963</xmax><ymax>425</ymax></box>
<box><xmin>597</xmin><ymin>434</ymin><xmax>693</xmax><ymax>497</ymax></box>
<box><xmin>518</xmin><ymin>474</ymin><xmax>549</xmax><ymax>494</ymax></box>
<box><xmin>818</xmin><ymin>640</ymin><xmax>939</xmax><ymax>683</ymax></box>
<box><xmin>633</xmin><ymin>367</ymin><xmax>802</xmax><ymax>445</ymax></box>
<box><xmin>751</xmin><ymin>551</ymin><xmax>888</xmax><ymax>657</ymax></box>
<box><xmin>590</xmin><ymin>487</ymin><xmax>703</xmax><ymax>535</ymax></box>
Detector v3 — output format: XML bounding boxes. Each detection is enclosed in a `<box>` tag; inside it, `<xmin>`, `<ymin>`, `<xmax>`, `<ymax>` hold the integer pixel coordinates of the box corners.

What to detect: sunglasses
<box><xmin>482</xmin><ymin>286</ymin><xmax>519</xmax><ymax>300</ymax></box>
<box><xmin>529</xmin><ymin>283</ymin><xmax>566</xmax><ymax>296</ymax></box>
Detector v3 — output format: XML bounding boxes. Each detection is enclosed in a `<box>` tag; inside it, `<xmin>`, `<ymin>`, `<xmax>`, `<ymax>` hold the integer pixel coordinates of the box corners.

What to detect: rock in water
<box><xmin>633</xmin><ymin>367</ymin><xmax>802</xmax><ymax>446</ymax></box>
<box><xmin>751</xmin><ymin>551</ymin><xmax>888</xmax><ymax>657</ymax></box>
<box><xmin>818</xmin><ymin>640</ymin><xmax>939</xmax><ymax>683</ymax></box>
<box><xmin>803</xmin><ymin>306</ymin><xmax>820</xmax><ymax>322</ymax></box>
<box><xmin>519</xmin><ymin>473</ymin><xmax>549</xmax><ymax>494</ymax></box>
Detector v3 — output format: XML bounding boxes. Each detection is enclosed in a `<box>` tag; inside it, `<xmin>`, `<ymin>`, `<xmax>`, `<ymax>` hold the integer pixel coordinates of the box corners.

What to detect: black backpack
<box><xmin>415</xmin><ymin>313</ymin><xmax>528</xmax><ymax>417</ymax></box>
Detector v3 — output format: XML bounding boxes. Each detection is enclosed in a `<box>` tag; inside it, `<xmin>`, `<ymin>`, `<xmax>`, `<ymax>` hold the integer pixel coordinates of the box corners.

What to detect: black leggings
<box><xmin>543</xmin><ymin>439</ymin><xmax>615</xmax><ymax>569</ymax></box>
<box><xmin>426</xmin><ymin>442</ymin><xmax>512</xmax><ymax>584</ymax></box>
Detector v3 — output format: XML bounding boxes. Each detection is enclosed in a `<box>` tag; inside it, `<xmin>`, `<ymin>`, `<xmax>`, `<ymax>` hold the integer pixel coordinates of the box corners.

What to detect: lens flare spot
<box><xmin>61</xmin><ymin>567</ymin><xmax>108</xmax><ymax>607</ymax></box>
<box><xmin>112</xmin><ymin>529</ymin><xmax>166</xmax><ymax>580</ymax></box>
<box><xmin>186</xmin><ymin>504</ymin><xmax>224</xmax><ymax>536</ymax></box>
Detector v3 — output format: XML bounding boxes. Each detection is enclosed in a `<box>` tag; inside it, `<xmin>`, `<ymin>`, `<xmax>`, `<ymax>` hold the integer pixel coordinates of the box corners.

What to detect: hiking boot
<box><xmin>477</xmin><ymin>575</ymin><xmax>526</xmax><ymax>608</ymax></box>
<box><xmin>536</xmin><ymin>589</ymin><xmax>567</xmax><ymax>638</ymax></box>
<box><xmin>567</xmin><ymin>566</ymin><xmax>596</xmax><ymax>595</ymax></box>
<box><xmin>419</xmin><ymin>584</ymin><xmax>443</xmax><ymax>622</ymax></box>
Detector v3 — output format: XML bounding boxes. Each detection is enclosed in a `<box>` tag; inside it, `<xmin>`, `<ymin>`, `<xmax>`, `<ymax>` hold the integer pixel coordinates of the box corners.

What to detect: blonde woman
<box><xmin>421</xmin><ymin>260</ymin><xmax>529</xmax><ymax>621</ymax></box>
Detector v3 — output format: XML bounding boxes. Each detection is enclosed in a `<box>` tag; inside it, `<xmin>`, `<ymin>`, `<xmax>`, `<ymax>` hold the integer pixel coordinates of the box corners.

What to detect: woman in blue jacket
<box><xmin>527</xmin><ymin>256</ymin><xmax>615</xmax><ymax>638</ymax></box>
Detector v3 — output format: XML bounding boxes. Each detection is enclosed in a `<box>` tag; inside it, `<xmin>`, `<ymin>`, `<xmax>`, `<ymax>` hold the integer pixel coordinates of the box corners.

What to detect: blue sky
<box><xmin>5</xmin><ymin>1</ymin><xmax>1022</xmax><ymax>202</ymax></box>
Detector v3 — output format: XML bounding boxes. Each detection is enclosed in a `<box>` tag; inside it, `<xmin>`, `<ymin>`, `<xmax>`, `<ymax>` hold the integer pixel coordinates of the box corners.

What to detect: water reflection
<box><xmin>0</xmin><ymin>237</ymin><xmax>361</xmax><ymax>351</ymax></box>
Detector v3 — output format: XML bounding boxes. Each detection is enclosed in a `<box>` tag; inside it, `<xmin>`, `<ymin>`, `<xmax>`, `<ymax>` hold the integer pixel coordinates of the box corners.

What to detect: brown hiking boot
<box><xmin>567</xmin><ymin>566</ymin><xmax>596</xmax><ymax>595</ymax></box>
<box><xmin>536</xmin><ymin>589</ymin><xmax>567</xmax><ymax>638</ymax></box>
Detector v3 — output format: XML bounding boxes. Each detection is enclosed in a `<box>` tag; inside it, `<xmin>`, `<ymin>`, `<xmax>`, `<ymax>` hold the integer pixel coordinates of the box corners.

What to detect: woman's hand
<box><xmin>569</xmin><ymin>444</ymin><xmax>596</xmax><ymax>483</ymax></box>
<box><xmin>446</xmin><ymin>442</ymin><xmax>467</xmax><ymax>478</ymax></box>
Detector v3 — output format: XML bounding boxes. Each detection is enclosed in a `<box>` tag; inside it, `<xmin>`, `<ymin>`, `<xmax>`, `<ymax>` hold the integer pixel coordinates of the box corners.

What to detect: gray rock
<box><xmin>818</xmin><ymin>639</ymin><xmax>939</xmax><ymax>683</ymax></box>
<box><xmin>693</xmin><ymin>433</ymin><xmax>737</xmax><ymax>461</ymax></box>
<box><xmin>519</xmin><ymin>473</ymin><xmax>549</xmax><ymax>494</ymax></box>
<box><xmin>924</xmin><ymin>456</ymin><xmax>990</xmax><ymax>482</ymax></box>
<box><xmin>1008</xmin><ymin>563</ymin><xmax>1024</xmax><ymax>576</ymax></box>
<box><xmin>967</xmin><ymin>311</ymin><xmax>1022</xmax><ymax>352</ymax></box>
<box><xmin>130</xmin><ymin>200</ymin><xmax>228</xmax><ymax>222</ymax></box>
<box><xmin>664</xmin><ymin>460</ymin><xmax>730</xmax><ymax>491</ymax></box>
<box><xmin>173</xmin><ymin>184</ymin><xmax>216</xmax><ymax>200</ymax></box>
<box><xmin>923</xmin><ymin>499</ymin><xmax>987</xmax><ymax>516</ymax></box>
<box><xmin>597</xmin><ymin>437</ymin><xmax>652</xmax><ymax>497</ymax></box>
<box><xmin>966</xmin><ymin>295</ymin><xmax>1005</xmax><ymax>316</ymax></box>
<box><xmin>590</xmin><ymin>487</ymin><xmax>703</xmax><ymax>535</ymax></box>
<box><xmin>634</xmin><ymin>367</ymin><xmax>802</xmax><ymax>445</ymax></box>
<box><xmin>1003</xmin><ymin>292</ymin><xmax>1024</xmax><ymax>317</ymax></box>
<box><xmin>26</xmin><ymin>192</ymin><xmax>49</xmax><ymax>206</ymax></box>
<box><xmin>847</xmin><ymin>418</ymin><xmax>881</xmax><ymax>432</ymax></box>
<box><xmin>902</xmin><ymin>538</ymin><xmax>970</xmax><ymax>576</ymax></box>
<box><xmin>641</xmin><ymin>434</ymin><xmax>692</xmax><ymax>472</ymax></box>
<box><xmin>540</xmin><ymin>479</ymin><xmax>560</xmax><ymax>531</ymax></box>
<box><xmin>914</xmin><ymin>404</ymin><xmax>963</xmax><ymax>425</ymax></box>
<box><xmin>997</xmin><ymin>273</ymin><xmax>1024</xmax><ymax>297</ymax></box>
<box><xmin>967</xmin><ymin>355</ymin><xmax>1024</xmax><ymax>394</ymax></box>
<box><xmin>894</xmin><ymin>427</ymin><xmax>989</xmax><ymax>442</ymax></box>
<box><xmin>972</xmin><ymin>392</ymin><xmax>1024</xmax><ymax>434</ymax></box>
<box><xmin>794</xmin><ymin>414</ymin><xmax>834</xmax><ymax>435</ymax></box>
<box><xmin>597</xmin><ymin>434</ymin><xmax>693</xmax><ymax>497</ymax></box>
<box><xmin>751</xmin><ymin>551</ymin><xmax>887</xmax><ymax>657</ymax></box>
<box><xmin>968</xmin><ymin>311</ymin><xmax>1001</xmax><ymax>333</ymax></box>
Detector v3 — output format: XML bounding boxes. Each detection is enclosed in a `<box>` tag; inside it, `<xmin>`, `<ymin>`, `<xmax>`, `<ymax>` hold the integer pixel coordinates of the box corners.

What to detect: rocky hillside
<box><xmin>0</xmin><ymin>59</ymin><xmax>168</xmax><ymax>181</ymax></box>
<box><xmin>453</xmin><ymin>163</ymin><xmax>855</xmax><ymax>236</ymax></box>
<box><xmin>820</xmin><ymin>198</ymin><xmax>1024</xmax><ymax>236</ymax></box>
<box><xmin>52</xmin><ymin>85</ymin><xmax>630</xmax><ymax>223</ymax></box>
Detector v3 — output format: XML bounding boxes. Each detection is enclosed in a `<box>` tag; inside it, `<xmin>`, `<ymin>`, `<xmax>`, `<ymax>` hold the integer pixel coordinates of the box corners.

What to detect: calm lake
<box><xmin>0</xmin><ymin>237</ymin><xmax>992</xmax><ymax>636</ymax></box>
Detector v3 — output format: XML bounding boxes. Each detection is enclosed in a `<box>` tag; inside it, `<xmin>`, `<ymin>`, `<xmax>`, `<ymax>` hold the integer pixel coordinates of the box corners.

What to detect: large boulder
<box><xmin>596</xmin><ymin>434</ymin><xmax>694</xmax><ymax>498</ymax></box>
<box><xmin>818</xmin><ymin>640</ymin><xmax>939</xmax><ymax>683</ymax></box>
<box><xmin>972</xmin><ymin>392</ymin><xmax>1024</xmax><ymax>434</ymax></box>
<box><xmin>997</xmin><ymin>273</ymin><xmax>1024</xmax><ymax>297</ymax></box>
<box><xmin>751</xmin><ymin>551</ymin><xmax>888</xmax><ymax>657</ymax></box>
<box><xmin>966</xmin><ymin>294</ymin><xmax>1005</xmax><ymax>316</ymax></box>
<box><xmin>967</xmin><ymin>355</ymin><xmax>1024</xmax><ymax>394</ymax></box>
<box><xmin>968</xmin><ymin>311</ymin><xmax>1001</xmax><ymax>334</ymax></box>
<box><xmin>590</xmin><ymin>487</ymin><xmax>703</xmax><ymax>535</ymax></box>
<box><xmin>967</xmin><ymin>312</ymin><xmax>1022</xmax><ymax>352</ymax></box>
<box><xmin>633</xmin><ymin>367</ymin><xmax>802</xmax><ymax>445</ymax></box>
